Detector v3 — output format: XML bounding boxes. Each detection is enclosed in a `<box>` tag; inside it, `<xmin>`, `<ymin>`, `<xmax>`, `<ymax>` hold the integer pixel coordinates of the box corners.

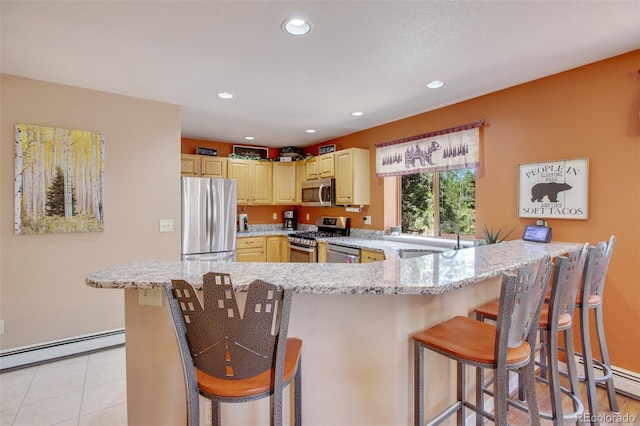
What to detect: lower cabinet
<box><xmin>236</xmin><ymin>237</ymin><xmax>266</xmax><ymax>262</ymax></box>
<box><xmin>360</xmin><ymin>249</ymin><xmax>385</xmax><ymax>263</ymax></box>
<box><xmin>317</xmin><ymin>241</ymin><xmax>327</xmax><ymax>263</ymax></box>
<box><xmin>238</xmin><ymin>236</ymin><xmax>289</xmax><ymax>262</ymax></box>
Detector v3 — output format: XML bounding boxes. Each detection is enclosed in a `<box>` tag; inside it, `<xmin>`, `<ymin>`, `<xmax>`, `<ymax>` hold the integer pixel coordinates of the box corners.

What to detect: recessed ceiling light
<box><xmin>305</xmin><ymin>129</ymin><xmax>316</xmax><ymax>134</ymax></box>
<box><xmin>245</xmin><ymin>136</ymin><xmax>255</xmax><ymax>140</ymax></box>
<box><xmin>426</xmin><ymin>80</ymin><xmax>445</xmax><ymax>89</ymax></box>
<box><xmin>351</xmin><ymin>111</ymin><xmax>365</xmax><ymax>117</ymax></box>
<box><xmin>283</xmin><ymin>18</ymin><xmax>311</xmax><ymax>36</ymax></box>
<box><xmin>217</xmin><ymin>92</ymin><xmax>234</xmax><ymax>99</ymax></box>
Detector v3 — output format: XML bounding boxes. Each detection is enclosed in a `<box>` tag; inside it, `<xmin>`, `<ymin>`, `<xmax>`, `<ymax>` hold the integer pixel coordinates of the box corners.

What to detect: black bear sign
<box><xmin>518</xmin><ymin>158</ymin><xmax>588</xmax><ymax>220</ymax></box>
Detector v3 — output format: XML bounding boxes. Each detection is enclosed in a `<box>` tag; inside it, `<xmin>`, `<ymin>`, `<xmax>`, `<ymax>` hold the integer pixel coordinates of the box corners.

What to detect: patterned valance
<box><xmin>375</xmin><ymin>120</ymin><xmax>483</xmax><ymax>177</ymax></box>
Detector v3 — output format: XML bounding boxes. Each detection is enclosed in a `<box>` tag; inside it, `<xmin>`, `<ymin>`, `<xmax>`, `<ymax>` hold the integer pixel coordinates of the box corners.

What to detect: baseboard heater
<box><xmin>575</xmin><ymin>356</ymin><xmax>640</xmax><ymax>399</ymax></box>
<box><xmin>0</xmin><ymin>328</ymin><xmax>125</xmax><ymax>372</ymax></box>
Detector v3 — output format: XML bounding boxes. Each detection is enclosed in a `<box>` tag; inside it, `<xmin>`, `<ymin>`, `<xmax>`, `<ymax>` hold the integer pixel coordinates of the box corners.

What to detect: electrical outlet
<box><xmin>138</xmin><ymin>289</ymin><xmax>162</xmax><ymax>306</ymax></box>
<box><xmin>364</xmin><ymin>216</ymin><xmax>372</xmax><ymax>225</ymax></box>
<box><xmin>159</xmin><ymin>219</ymin><xmax>173</xmax><ymax>232</ymax></box>
<box><xmin>272</xmin><ymin>213</ymin><xmax>277</xmax><ymax>220</ymax></box>
<box><xmin>0</xmin><ymin>320</ymin><xmax>4</xmax><ymax>335</ymax></box>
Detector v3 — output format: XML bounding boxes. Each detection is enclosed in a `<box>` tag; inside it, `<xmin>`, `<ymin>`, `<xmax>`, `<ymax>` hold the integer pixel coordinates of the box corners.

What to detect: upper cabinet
<box><xmin>335</xmin><ymin>148</ymin><xmax>370</xmax><ymax>206</ymax></box>
<box><xmin>273</xmin><ymin>162</ymin><xmax>297</xmax><ymax>204</ymax></box>
<box><xmin>201</xmin><ymin>157</ymin><xmax>227</xmax><ymax>178</ymax></box>
<box><xmin>180</xmin><ymin>154</ymin><xmax>200</xmax><ymax>176</ymax></box>
<box><xmin>180</xmin><ymin>154</ymin><xmax>227</xmax><ymax>178</ymax></box>
<box><xmin>305</xmin><ymin>152</ymin><xmax>334</xmax><ymax>180</ymax></box>
<box><xmin>228</xmin><ymin>158</ymin><xmax>273</xmax><ymax>205</ymax></box>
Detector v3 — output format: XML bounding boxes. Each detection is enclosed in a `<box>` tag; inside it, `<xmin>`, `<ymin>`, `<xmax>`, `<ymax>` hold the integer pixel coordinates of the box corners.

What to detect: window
<box><xmin>401</xmin><ymin>168</ymin><xmax>475</xmax><ymax>236</ymax></box>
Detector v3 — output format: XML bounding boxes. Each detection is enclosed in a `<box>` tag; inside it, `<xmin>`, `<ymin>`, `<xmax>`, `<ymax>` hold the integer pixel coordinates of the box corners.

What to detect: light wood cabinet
<box><xmin>335</xmin><ymin>148</ymin><xmax>370</xmax><ymax>206</ymax></box>
<box><xmin>360</xmin><ymin>249</ymin><xmax>385</xmax><ymax>263</ymax></box>
<box><xmin>305</xmin><ymin>153</ymin><xmax>335</xmax><ymax>180</ymax></box>
<box><xmin>266</xmin><ymin>236</ymin><xmax>289</xmax><ymax>262</ymax></box>
<box><xmin>317</xmin><ymin>241</ymin><xmax>327</xmax><ymax>263</ymax></box>
<box><xmin>273</xmin><ymin>162</ymin><xmax>297</xmax><ymax>204</ymax></box>
<box><xmin>201</xmin><ymin>157</ymin><xmax>227</xmax><ymax>178</ymax></box>
<box><xmin>305</xmin><ymin>157</ymin><xmax>318</xmax><ymax>180</ymax></box>
<box><xmin>236</xmin><ymin>237</ymin><xmax>266</xmax><ymax>262</ymax></box>
<box><xmin>318</xmin><ymin>153</ymin><xmax>335</xmax><ymax>178</ymax></box>
<box><xmin>295</xmin><ymin>161</ymin><xmax>305</xmax><ymax>204</ymax></box>
<box><xmin>180</xmin><ymin>154</ymin><xmax>200</xmax><ymax>176</ymax></box>
<box><xmin>228</xmin><ymin>159</ymin><xmax>273</xmax><ymax>205</ymax></box>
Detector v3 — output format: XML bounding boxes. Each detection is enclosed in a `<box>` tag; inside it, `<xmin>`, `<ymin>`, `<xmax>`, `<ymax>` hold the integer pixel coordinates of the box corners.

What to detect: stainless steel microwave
<box><xmin>301</xmin><ymin>178</ymin><xmax>335</xmax><ymax>206</ymax></box>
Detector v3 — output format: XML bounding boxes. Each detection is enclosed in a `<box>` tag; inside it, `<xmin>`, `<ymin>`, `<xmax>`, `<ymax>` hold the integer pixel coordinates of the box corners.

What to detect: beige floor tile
<box><xmin>87</xmin><ymin>347</ymin><xmax>125</xmax><ymax>367</ymax></box>
<box><xmin>23</xmin><ymin>369</ymin><xmax>86</xmax><ymax>405</ymax></box>
<box><xmin>84</xmin><ymin>358</ymin><xmax>126</xmax><ymax>388</ymax></box>
<box><xmin>36</xmin><ymin>356</ymin><xmax>88</xmax><ymax>380</ymax></box>
<box><xmin>80</xmin><ymin>378</ymin><xmax>127</xmax><ymax>416</ymax></box>
<box><xmin>0</xmin><ymin>407</ymin><xmax>19</xmax><ymax>426</ymax></box>
<box><xmin>0</xmin><ymin>367</ymin><xmax>37</xmax><ymax>389</ymax></box>
<box><xmin>0</xmin><ymin>381</ymin><xmax>30</xmax><ymax>411</ymax></box>
<box><xmin>12</xmin><ymin>390</ymin><xmax>82</xmax><ymax>426</ymax></box>
<box><xmin>78</xmin><ymin>403</ymin><xmax>127</xmax><ymax>426</ymax></box>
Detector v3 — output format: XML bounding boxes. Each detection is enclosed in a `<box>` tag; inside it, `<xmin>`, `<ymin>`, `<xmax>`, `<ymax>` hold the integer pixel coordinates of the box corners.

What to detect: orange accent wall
<box><xmin>183</xmin><ymin>50</ymin><xmax>640</xmax><ymax>372</ymax></box>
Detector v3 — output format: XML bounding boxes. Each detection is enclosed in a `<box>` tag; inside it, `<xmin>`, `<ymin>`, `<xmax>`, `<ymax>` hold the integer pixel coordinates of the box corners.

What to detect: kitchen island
<box><xmin>87</xmin><ymin>240</ymin><xmax>580</xmax><ymax>425</ymax></box>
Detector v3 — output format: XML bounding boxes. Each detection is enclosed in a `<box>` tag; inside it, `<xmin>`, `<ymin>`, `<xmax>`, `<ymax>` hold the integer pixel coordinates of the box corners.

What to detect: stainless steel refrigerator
<box><xmin>181</xmin><ymin>177</ymin><xmax>237</xmax><ymax>261</ymax></box>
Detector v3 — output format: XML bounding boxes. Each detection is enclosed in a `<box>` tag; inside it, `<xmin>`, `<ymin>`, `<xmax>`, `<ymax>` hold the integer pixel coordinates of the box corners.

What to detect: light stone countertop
<box><xmin>86</xmin><ymin>240</ymin><xmax>581</xmax><ymax>295</ymax></box>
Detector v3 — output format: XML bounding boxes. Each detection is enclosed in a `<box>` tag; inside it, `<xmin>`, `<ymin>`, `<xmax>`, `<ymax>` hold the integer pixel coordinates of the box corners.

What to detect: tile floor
<box><xmin>0</xmin><ymin>346</ymin><xmax>127</xmax><ymax>426</ymax></box>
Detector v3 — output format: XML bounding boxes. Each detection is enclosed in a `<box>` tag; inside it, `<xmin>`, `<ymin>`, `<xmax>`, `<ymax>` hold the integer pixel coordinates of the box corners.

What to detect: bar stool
<box><xmin>413</xmin><ymin>257</ymin><xmax>552</xmax><ymax>426</ymax></box>
<box><xmin>475</xmin><ymin>246</ymin><xmax>588</xmax><ymax>425</ymax></box>
<box><xmin>164</xmin><ymin>272</ymin><xmax>302</xmax><ymax>426</ymax></box>
<box><xmin>577</xmin><ymin>236</ymin><xmax>618</xmax><ymax>420</ymax></box>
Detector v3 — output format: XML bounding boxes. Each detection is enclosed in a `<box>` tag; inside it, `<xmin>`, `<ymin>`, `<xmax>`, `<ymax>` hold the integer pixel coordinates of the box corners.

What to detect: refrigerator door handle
<box><xmin>205</xmin><ymin>179</ymin><xmax>212</xmax><ymax>251</ymax></box>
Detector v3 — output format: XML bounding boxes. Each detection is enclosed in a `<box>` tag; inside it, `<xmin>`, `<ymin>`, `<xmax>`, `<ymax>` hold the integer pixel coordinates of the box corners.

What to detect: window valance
<box><xmin>375</xmin><ymin>120</ymin><xmax>484</xmax><ymax>177</ymax></box>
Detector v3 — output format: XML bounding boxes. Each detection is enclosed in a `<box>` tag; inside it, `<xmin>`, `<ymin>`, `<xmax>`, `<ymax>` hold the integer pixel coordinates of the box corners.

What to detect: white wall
<box><xmin>0</xmin><ymin>74</ymin><xmax>181</xmax><ymax>350</ymax></box>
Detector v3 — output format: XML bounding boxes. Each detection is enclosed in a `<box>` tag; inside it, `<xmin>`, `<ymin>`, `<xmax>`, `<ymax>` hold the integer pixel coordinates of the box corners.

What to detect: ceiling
<box><xmin>2</xmin><ymin>1</ymin><xmax>639</xmax><ymax>148</ymax></box>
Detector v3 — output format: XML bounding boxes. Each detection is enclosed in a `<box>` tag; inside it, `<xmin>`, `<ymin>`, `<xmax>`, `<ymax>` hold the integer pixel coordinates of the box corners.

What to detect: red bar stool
<box><xmin>412</xmin><ymin>257</ymin><xmax>553</xmax><ymax>426</ymax></box>
<box><xmin>164</xmin><ymin>272</ymin><xmax>302</xmax><ymax>426</ymax></box>
<box><xmin>577</xmin><ymin>236</ymin><xmax>618</xmax><ymax>420</ymax></box>
<box><xmin>475</xmin><ymin>246</ymin><xmax>588</xmax><ymax>425</ymax></box>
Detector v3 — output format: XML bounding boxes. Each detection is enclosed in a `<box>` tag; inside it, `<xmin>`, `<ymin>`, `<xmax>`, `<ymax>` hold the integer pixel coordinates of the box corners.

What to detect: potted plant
<box><xmin>482</xmin><ymin>225</ymin><xmax>516</xmax><ymax>244</ymax></box>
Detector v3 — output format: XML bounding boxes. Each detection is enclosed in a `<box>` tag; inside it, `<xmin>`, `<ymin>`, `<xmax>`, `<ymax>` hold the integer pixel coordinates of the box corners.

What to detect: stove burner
<box><xmin>287</xmin><ymin>216</ymin><xmax>350</xmax><ymax>248</ymax></box>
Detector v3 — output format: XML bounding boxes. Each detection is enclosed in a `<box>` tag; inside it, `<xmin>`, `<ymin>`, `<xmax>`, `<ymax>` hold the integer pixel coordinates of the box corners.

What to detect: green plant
<box><xmin>482</xmin><ymin>225</ymin><xmax>516</xmax><ymax>244</ymax></box>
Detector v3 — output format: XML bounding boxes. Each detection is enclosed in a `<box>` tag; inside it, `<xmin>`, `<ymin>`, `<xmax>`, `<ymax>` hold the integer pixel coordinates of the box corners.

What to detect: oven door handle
<box><xmin>288</xmin><ymin>243</ymin><xmax>316</xmax><ymax>253</ymax></box>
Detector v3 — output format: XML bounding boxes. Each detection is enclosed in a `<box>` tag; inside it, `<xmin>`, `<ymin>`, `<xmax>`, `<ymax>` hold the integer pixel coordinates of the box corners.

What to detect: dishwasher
<box><xmin>326</xmin><ymin>243</ymin><xmax>360</xmax><ymax>263</ymax></box>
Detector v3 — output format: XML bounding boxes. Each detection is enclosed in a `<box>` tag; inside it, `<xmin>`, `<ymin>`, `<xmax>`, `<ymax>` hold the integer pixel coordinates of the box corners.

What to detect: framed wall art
<box><xmin>518</xmin><ymin>157</ymin><xmax>588</xmax><ymax>220</ymax></box>
<box><xmin>14</xmin><ymin>123</ymin><xmax>105</xmax><ymax>234</ymax></box>
<box><xmin>232</xmin><ymin>145</ymin><xmax>269</xmax><ymax>159</ymax></box>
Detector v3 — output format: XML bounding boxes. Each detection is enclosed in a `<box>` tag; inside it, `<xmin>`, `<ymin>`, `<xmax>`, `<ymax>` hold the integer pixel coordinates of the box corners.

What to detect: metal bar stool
<box><xmin>475</xmin><ymin>246</ymin><xmax>588</xmax><ymax>425</ymax></box>
<box><xmin>164</xmin><ymin>272</ymin><xmax>302</xmax><ymax>426</ymax></box>
<box><xmin>413</xmin><ymin>257</ymin><xmax>553</xmax><ymax>426</ymax></box>
<box><xmin>577</xmin><ymin>236</ymin><xmax>618</xmax><ymax>420</ymax></box>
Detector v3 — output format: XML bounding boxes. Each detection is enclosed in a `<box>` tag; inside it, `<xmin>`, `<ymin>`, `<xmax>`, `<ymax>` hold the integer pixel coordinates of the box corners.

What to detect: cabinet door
<box><xmin>318</xmin><ymin>153</ymin><xmax>335</xmax><ymax>178</ymax></box>
<box><xmin>201</xmin><ymin>157</ymin><xmax>227</xmax><ymax>178</ymax></box>
<box><xmin>317</xmin><ymin>241</ymin><xmax>327</xmax><ymax>263</ymax></box>
<box><xmin>266</xmin><ymin>236</ymin><xmax>280</xmax><ymax>262</ymax></box>
<box><xmin>279</xmin><ymin>237</ymin><xmax>289</xmax><ymax>262</ymax></box>
<box><xmin>252</xmin><ymin>162</ymin><xmax>273</xmax><ymax>204</ymax></box>
<box><xmin>295</xmin><ymin>161</ymin><xmax>305</xmax><ymax>204</ymax></box>
<box><xmin>236</xmin><ymin>248</ymin><xmax>266</xmax><ymax>262</ymax></box>
<box><xmin>305</xmin><ymin>157</ymin><xmax>318</xmax><ymax>180</ymax></box>
<box><xmin>273</xmin><ymin>162</ymin><xmax>296</xmax><ymax>204</ymax></box>
<box><xmin>361</xmin><ymin>249</ymin><xmax>385</xmax><ymax>263</ymax></box>
<box><xmin>335</xmin><ymin>150</ymin><xmax>354</xmax><ymax>204</ymax></box>
<box><xmin>180</xmin><ymin>154</ymin><xmax>200</xmax><ymax>176</ymax></box>
<box><xmin>228</xmin><ymin>160</ymin><xmax>252</xmax><ymax>204</ymax></box>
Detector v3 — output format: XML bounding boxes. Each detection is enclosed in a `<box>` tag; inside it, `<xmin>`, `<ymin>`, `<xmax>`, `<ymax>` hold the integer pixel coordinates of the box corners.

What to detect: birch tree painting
<box><xmin>15</xmin><ymin>123</ymin><xmax>105</xmax><ymax>234</ymax></box>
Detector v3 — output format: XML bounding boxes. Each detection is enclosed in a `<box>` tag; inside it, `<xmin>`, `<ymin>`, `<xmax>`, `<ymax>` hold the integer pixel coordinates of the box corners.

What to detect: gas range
<box><xmin>288</xmin><ymin>217</ymin><xmax>350</xmax><ymax>248</ymax></box>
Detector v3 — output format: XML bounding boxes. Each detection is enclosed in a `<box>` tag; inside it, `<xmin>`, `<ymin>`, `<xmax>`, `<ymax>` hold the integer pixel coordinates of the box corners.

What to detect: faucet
<box><xmin>439</xmin><ymin>221</ymin><xmax>461</xmax><ymax>250</ymax></box>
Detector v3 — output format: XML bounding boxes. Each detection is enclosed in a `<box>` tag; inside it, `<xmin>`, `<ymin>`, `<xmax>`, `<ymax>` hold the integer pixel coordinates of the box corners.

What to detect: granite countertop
<box><xmin>86</xmin><ymin>240</ymin><xmax>581</xmax><ymax>295</ymax></box>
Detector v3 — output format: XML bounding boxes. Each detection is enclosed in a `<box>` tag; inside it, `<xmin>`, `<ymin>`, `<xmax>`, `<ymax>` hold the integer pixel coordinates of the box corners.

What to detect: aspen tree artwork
<box><xmin>14</xmin><ymin>124</ymin><xmax>105</xmax><ymax>234</ymax></box>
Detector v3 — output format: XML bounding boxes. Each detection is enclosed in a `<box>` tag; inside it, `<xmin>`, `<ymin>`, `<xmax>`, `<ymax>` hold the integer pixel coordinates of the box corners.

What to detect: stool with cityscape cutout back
<box><xmin>164</xmin><ymin>272</ymin><xmax>302</xmax><ymax>426</ymax></box>
<box><xmin>577</xmin><ymin>236</ymin><xmax>618</xmax><ymax>420</ymax></box>
<box><xmin>412</xmin><ymin>257</ymin><xmax>552</xmax><ymax>426</ymax></box>
<box><xmin>475</xmin><ymin>246</ymin><xmax>588</xmax><ymax>425</ymax></box>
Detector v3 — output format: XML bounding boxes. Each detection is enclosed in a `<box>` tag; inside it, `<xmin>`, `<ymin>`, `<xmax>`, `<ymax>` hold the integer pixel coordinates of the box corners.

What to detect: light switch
<box><xmin>159</xmin><ymin>219</ymin><xmax>173</xmax><ymax>232</ymax></box>
<box><xmin>364</xmin><ymin>216</ymin><xmax>372</xmax><ymax>225</ymax></box>
<box><xmin>273</xmin><ymin>213</ymin><xmax>278</xmax><ymax>220</ymax></box>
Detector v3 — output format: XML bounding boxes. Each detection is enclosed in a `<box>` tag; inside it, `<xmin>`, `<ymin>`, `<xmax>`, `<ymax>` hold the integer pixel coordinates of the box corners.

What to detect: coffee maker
<box><xmin>284</xmin><ymin>210</ymin><xmax>297</xmax><ymax>230</ymax></box>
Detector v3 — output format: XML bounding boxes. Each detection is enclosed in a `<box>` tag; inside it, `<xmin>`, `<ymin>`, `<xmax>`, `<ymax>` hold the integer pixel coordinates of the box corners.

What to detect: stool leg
<box><xmin>523</xmin><ymin>360</ymin><xmax>541</xmax><ymax>426</ymax></box>
<box><xmin>564</xmin><ymin>328</ymin><xmax>585</xmax><ymax>425</ymax></box>
<box><xmin>539</xmin><ymin>329</ymin><xmax>548</xmax><ymax>380</ymax></box>
<box><xmin>212</xmin><ymin>400</ymin><xmax>221</xmax><ymax>426</ymax></box>
<box><xmin>294</xmin><ymin>361</ymin><xmax>302</xmax><ymax>426</ymax></box>
<box><xmin>594</xmin><ymin>304</ymin><xmax>618</xmax><ymax>413</ymax></box>
<box><xmin>457</xmin><ymin>362</ymin><xmax>465</xmax><ymax>426</ymax></box>
<box><xmin>475</xmin><ymin>365</ymin><xmax>483</xmax><ymax>426</ymax></box>
<box><xmin>580</xmin><ymin>306</ymin><xmax>599</xmax><ymax>424</ymax></box>
<box><xmin>414</xmin><ymin>341</ymin><xmax>424</xmax><ymax>426</ymax></box>
<box><xmin>547</xmin><ymin>327</ymin><xmax>564</xmax><ymax>425</ymax></box>
<box><xmin>494</xmin><ymin>367</ymin><xmax>509</xmax><ymax>425</ymax></box>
